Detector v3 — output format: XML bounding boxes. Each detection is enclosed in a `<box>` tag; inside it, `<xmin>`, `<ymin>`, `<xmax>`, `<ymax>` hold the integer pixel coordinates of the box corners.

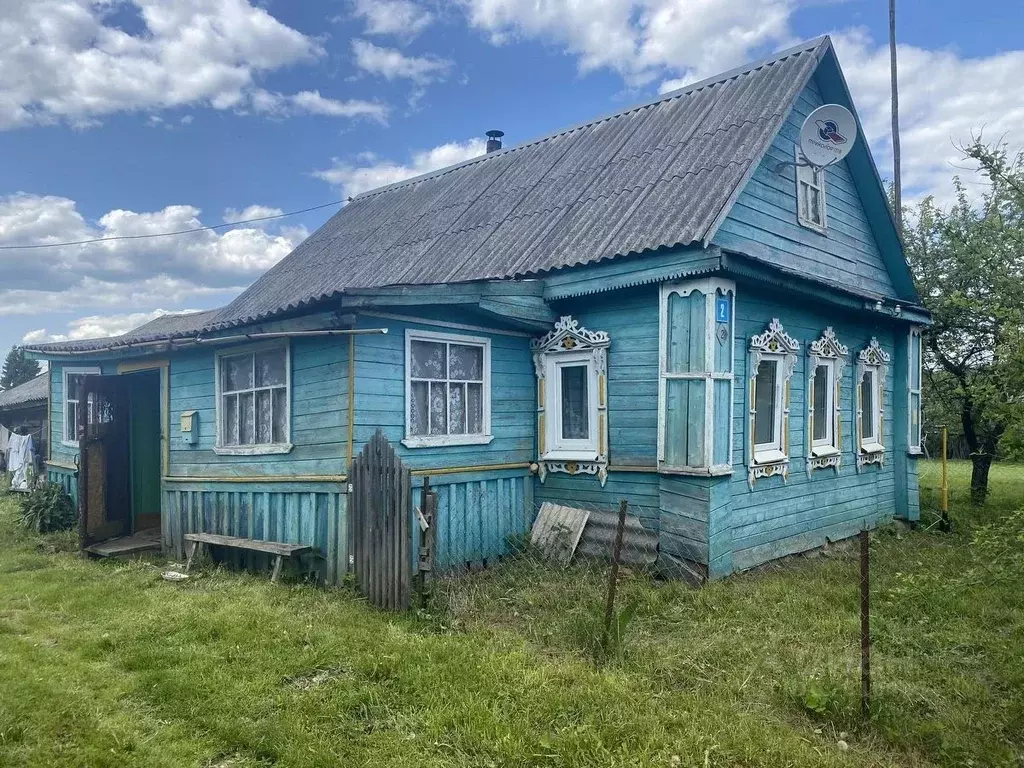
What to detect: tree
<box><xmin>905</xmin><ymin>142</ymin><xmax>1024</xmax><ymax>504</ymax></box>
<box><xmin>0</xmin><ymin>346</ymin><xmax>41</xmax><ymax>391</ymax></box>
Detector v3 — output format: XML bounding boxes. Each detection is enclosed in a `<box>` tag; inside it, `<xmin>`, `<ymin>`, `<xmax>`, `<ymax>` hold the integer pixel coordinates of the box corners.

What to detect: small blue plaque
<box><xmin>715</xmin><ymin>295</ymin><xmax>731</xmax><ymax>323</ymax></box>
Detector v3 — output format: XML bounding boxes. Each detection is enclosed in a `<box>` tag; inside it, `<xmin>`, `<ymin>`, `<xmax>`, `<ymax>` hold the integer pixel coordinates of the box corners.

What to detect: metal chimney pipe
<box><xmin>485</xmin><ymin>130</ymin><xmax>504</xmax><ymax>153</ymax></box>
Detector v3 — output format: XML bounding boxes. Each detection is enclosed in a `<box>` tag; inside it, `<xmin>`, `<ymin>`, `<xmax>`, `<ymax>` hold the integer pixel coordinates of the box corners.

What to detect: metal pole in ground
<box><xmin>941</xmin><ymin>426</ymin><xmax>951</xmax><ymax>531</ymax></box>
<box><xmin>601</xmin><ymin>499</ymin><xmax>628</xmax><ymax>655</ymax></box>
<box><xmin>860</xmin><ymin>527</ymin><xmax>871</xmax><ymax>720</ymax></box>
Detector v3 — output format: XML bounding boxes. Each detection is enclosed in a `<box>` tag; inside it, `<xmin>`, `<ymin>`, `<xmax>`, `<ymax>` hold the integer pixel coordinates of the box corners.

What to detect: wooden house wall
<box><xmin>713</xmin><ymin>77</ymin><xmax>898</xmax><ymax>300</ymax></box>
<box><xmin>536</xmin><ymin>286</ymin><xmax>662</xmax><ymax>527</ymax></box>
<box><xmin>725</xmin><ymin>289</ymin><xmax>906</xmax><ymax>574</ymax></box>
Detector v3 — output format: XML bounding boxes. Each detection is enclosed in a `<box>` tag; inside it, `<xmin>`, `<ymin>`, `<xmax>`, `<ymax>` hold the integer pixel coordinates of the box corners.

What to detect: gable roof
<box><xmin>0</xmin><ymin>373</ymin><xmax>47</xmax><ymax>410</ymax></box>
<box><xmin>214</xmin><ymin>36</ymin><xmax>832</xmax><ymax>328</ymax></box>
<box><xmin>24</xmin><ymin>310</ymin><xmax>221</xmax><ymax>355</ymax></box>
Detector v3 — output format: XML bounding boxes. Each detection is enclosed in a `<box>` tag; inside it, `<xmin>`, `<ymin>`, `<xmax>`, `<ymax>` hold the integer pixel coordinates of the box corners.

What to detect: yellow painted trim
<box><xmin>537</xmin><ymin>379</ymin><xmax>545</xmax><ymax>408</ymax></box>
<box><xmin>599</xmin><ymin>412</ymin><xmax>606</xmax><ymax>455</ymax></box>
<box><xmin>412</xmin><ymin>462</ymin><xmax>531</xmax><ymax>477</ymax></box>
<box><xmin>46</xmin><ymin>460</ymin><xmax>78</xmax><ymax>472</ymax></box>
<box><xmin>599</xmin><ymin>373</ymin><xmax>607</xmax><ymax>408</ymax></box>
<box><xmin>346</xmin><ymin>333</ymin><xmax>355</xmax><ymax>470</ymax></box>
<box><xmin>163</xmin><ymin>475</ymin><xmax>348</xmax><ymax>484</ymax></box>
<box><xmin>117</xmin><ymin>359</ymin><xmax>169</xmax><ymax>374</ymax></box>
<box><xmin>538</xmin><ymin>413</ymin><xmax>545</xmax><ymax>454</ymax></box>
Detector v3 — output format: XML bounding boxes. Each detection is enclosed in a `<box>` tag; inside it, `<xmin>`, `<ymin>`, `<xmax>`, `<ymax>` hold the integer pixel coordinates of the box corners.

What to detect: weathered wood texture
<box><xmin>349</xmin><ymin>431</ymin><xmax>412</xmax><ymax>610</ymax></box>
<box><xmin>184</xmin><ymin>532</ymin><xmax>313</xmax><ymax>556</ymax></box>
<box><xmin>714</xmin><ymin>77</ymin><xmax>899</xmax><ymax>300</ymax></box>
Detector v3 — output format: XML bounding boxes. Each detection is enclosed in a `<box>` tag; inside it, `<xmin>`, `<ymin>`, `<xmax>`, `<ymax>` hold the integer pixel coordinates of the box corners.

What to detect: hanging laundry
<box><xmin>7</xmin><ymin>433</ymin><xmax>35</xmax><ymax>491</ymax></box>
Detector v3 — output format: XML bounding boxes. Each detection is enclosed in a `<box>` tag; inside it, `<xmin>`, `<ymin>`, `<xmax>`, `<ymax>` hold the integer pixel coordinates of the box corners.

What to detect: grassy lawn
<box><xmin>0</xmin><ymin>464</ymin><xmax>1021</xmax><ymax>767</ymax></box>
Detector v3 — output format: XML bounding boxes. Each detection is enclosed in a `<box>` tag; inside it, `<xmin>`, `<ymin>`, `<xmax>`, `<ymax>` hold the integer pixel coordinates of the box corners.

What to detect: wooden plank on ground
<box><xmin>530</xmin><ymin>502</ymin><xmax>591</xmax><ymax>566</ymax></box>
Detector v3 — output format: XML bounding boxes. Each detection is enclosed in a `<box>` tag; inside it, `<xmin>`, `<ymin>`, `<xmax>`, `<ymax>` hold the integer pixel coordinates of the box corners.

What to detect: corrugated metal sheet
<box><xmin>0</xmin><ymin>373</ymin><xmax>47</xmax><ymax>409</ymax></box>
<box><xmin>30</xmin><ymin>38</ymin><xmax>829</xmax><ymax>354</ymax></box>
<box><xmin>576</xmin><ymin>509</ymin><xmax>659</xmax><ymax>567</ymax></box>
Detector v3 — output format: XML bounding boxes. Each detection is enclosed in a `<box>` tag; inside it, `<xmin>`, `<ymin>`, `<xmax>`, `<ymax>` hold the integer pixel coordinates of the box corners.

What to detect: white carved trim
<box><xmin>747</xmin><ymin>319</ymin><xmax>799</xmax><ymax>490</ymax></box>
<box><xmin>855</xmin><ymin>337</ymin><xmax>890</xmax><ymax>471</ymax></box>
<box><xmin>806</xmin><ymin>327</ymin><xmax>848</xmax><ymax>478</ymax></box>
<box><xmin>533</xmin><ymin>316</ymin><xmax>609</xmax><ymax>485</ymax></box>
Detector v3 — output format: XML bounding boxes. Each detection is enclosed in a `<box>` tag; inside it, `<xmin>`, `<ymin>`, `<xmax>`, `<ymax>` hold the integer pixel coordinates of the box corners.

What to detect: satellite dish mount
<box><xmin>775</xmin><ymin>104</ymin><xmax>857</xmax><ymax>173</ymax></box>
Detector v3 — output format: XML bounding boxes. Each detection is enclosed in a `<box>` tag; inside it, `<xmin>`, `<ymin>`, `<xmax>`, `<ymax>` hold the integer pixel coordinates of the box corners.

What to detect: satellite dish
<box><xmin>799</xmin><ymin>104</ymin><xmax>857</xmax><ymax>167</ymax></box>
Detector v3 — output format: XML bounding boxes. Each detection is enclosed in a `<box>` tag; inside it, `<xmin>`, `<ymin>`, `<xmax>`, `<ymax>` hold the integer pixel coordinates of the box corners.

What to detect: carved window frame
<box><xmin>856</xmin><ymin>337</ymin><xmax>890</xmax><ymax>469</ymax></box>
<box><xmin>657</xmin><ymin>278</ymin><xmax>736</xmax><ymax>476</ymax></box>
<box><xmin>532</xmin><ymin>316</ymin><xmax>610</xmax><ymax>486</ymax></box>
<box><xmin>806</xmin><ymin>327</ymin><xmax>848</xmax><ymax>477</ymax></box>
<box><xmin>747</xmin><ymin>319</ymin><xmax>799</xmax><ymax>489</ymax></box>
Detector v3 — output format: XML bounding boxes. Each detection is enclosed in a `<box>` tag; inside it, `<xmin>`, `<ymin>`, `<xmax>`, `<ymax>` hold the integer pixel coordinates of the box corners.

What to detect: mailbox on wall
<box><xmin>180</xmin><ymin>410</ymin><xmax>198</xmax><ymax>446</ymax></box>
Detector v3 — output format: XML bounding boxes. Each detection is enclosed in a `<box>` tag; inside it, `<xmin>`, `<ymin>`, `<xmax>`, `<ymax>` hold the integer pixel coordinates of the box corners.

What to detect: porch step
<box><xmin>84</xmin><ymin>529</ymin><xmax>162</xmax><ymax>558</ymax></box>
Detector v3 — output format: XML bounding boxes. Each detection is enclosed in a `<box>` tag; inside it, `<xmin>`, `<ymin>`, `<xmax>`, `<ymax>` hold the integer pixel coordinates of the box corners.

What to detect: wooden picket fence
<box><xmin>348</xmin><ymin>430</ymin><xmax>412</xmax><ymax>610</ymax></box>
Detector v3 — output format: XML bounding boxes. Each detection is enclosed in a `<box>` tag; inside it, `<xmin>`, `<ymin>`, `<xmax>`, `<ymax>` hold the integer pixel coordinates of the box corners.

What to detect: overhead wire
<box><xmin>0</xmin><ymin>199</ymin><xmax>345</xmax><ymax>250</ymax></box>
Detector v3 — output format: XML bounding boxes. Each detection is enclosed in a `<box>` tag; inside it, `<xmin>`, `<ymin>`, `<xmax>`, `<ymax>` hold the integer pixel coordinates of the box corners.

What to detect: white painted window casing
<box><xmin>806</xmin><ymin>327</ymin><xmax>848</xmax><ymax>475</ymax></box>
<box><xmin>214</xmin><ymin>341</ymin><xmax>293</xmax><ymax>456</ymax></box>
<box><xmin>403</xmin><ymin>328</ymin><xmax>492</xmax><ymax>448</ymax></box>
<box><xmin>855</xmin><ymin>337</ymin><xmax>890</xmax><ymax>469</ymax></box>
<box><xmin>542</xmin><ymin>350</ymin><xmax>600</xmax><ymax>461</ymax></box>
<box><xmin>62</xmin><ymin>366</ymin><xmax>101</xmax><ymax>447</ymax></box>
<box><xmin>796</xmin><ymin>148</ymin><xmax>828</xmax><ymax>232</ymax></box>
<box><xmin>657</xmin><ymin>278</ymin><xmax>736</xmax><ymax>475</ymax></box>
<box><xmin>746</xmin><ymin>319</ymin><xmax>799</xmax><ymax>488</ymax></box>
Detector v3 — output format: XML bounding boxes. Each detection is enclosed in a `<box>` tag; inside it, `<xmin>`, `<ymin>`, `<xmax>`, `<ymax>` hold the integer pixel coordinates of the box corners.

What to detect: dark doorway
<box><xmin>126</xmin><ymin>370</ymin><xmax>161</xmax><ymax>532</ymax></box>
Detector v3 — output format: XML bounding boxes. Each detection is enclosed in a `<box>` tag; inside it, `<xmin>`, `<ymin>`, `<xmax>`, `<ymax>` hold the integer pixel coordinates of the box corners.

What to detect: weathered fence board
<box><xmin>349</xmin><ymin>430</ymin><xmax>412</xmax><ymax>610</ymax></box>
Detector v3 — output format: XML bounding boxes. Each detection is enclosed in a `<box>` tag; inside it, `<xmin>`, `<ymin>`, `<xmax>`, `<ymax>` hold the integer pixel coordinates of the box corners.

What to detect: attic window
<box><xmin>796</xmin><ymin>149</ymin><xmax>827</xmax><ymax>231</ymax></box>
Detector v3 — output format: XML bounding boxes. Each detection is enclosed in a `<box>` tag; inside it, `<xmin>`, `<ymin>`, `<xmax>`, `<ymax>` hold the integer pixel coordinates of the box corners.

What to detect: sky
<box><xmin>0</xmin><ymin>0</ymin><xmax>1022</xmax><ymax>354</ymax></box>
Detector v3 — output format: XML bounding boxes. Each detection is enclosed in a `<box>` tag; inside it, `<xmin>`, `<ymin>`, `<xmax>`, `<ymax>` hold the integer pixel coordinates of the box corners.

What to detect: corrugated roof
<box><xmin>0</xmin><ymin>373</ymin><xmax>47</xmax><ymax>410</ymax></box>
<box><xmin>26</xmin><ymin>310</ymin><xmax>221</xmax><ymax>354</ymax></box>
<box><xmin>29</xmin><ymin>37</ymin><xmax>834</xmax><ymax>355</ymax></box>
<box><xmin>214</xmin><ymin>37</ymin><xmax>828</xmax><ymax>328</ymax></box>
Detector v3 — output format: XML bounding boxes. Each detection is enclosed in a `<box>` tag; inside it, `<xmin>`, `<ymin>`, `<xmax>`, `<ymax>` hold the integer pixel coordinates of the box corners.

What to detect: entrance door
<box><xmin>127</xmin><ymin>370</ymin><xmax>161</xmax><ymax>531</ymax></box>
<box><xmin>77</xmin><ymin>375</ymin><xmax>131</xmax><ymax>548</ymax></box>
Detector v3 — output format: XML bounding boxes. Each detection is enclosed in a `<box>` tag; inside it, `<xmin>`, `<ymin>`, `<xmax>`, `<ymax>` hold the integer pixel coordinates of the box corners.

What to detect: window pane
<box><xmin>272</xmin><ymin>388</ymin><xmax>287</xmax><ymax>444</ymax></box>
<box><xmin>67</xmin><ymin>374</ymin><xmax>82</xmax><ymax>399</ymax></box>
<box><xmin>809</xmin><ymin>188</ymin><xmax>822</xmax><ymax>224</ymax></box>
<box><xmin>223</xmin><ymin>354</ymin><xmax>252</xmax><ymax>392</ymax></box>
<box><xmin>411</xmin><ymin>341</ymin><xmax>446</xmax><ymax>379</ymax></box>
<box><xmin>410</xmin><ymin>381</ymin><xmax>429</xmax><ymax>436</ymax></box>
<box><xmin>255</xmin><ymin>349</ymin><xmax>286</xmax><ymax>387</ymax></box>
<box><xmin>799</xmin><ymin>184</ymin><xmax>810</xmax><ymax>221</ymax></box>
<box><xmin>449</xmin><ymin>383</ymin><xmax>466</xmax><ymax>434</ymax></box>
<box><xmin>239</xmin><ymin>392</ymin><xmax>255</xmax><ymax>445</ymax></box>
<box><xmin>466</xmin><ymin>383</ymin><xmax>483</xmax><ymax>434</ymax></box>
<box><xmin>754</xmin><ymin>359</ymin><xmax>777</xmax><ymax>446</ymax></box>
<box><xmin>256</xmin><ymin>389</ymin><xmax>273</xmax><ymax>444</ymax></box>
<box><xmin>910</xmin><ymin>333</ymin><xmax>921</xmax><ymax>389</ymax></box>
<box><xmin>450</xmin><ymin>344</ymin><xmax>483</xmax><ymax>381</ymax></box>
<box><xmin>667</xmin><ymin>290</ymin><xmax>706</xmax><ymax>373</ymax></box>
<box><xmin>665</xmin><ymin>378</ymin><xmax>705</xmax><ymax>467</ymax></box>
<box><xmin>812</xmin><ymin>365</ymin><xmax>828</xmax><ymax>442</ymax></box>
<box><xmin>910</xmin><ymin>392</ymin><xmax>921</xmax><ymax>447</ymax></box>
<box><xmin>66</xmin><ymin>401</ymin><xmax>77</xmax><ymax>441</ymax></box>
<box><xmin>224</xmin><ymin>393</ymin><xmax>239</xmax><ymax>445</ymax></box>
<box><xmin>861</xmin><ymin>371</ymin><xmax>875</xmax><ymax>440</ymax></box>
<box><xmin>560</xmin><ymin>365</ymin><xmax>589</xmax><ymax>440</ymax></box>
<box><xmin>429</xmin><ymin>382</ymin><xmax>447</xmax><ymax>436</ymax></box>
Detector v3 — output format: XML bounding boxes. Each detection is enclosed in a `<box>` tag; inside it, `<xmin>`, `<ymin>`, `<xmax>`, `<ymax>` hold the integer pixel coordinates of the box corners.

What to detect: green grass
<box><xmin>918</xmin><ymin>459</ymin><xmax>1024</xmax><ymax>527</ymax></box>
<box><xmin>0</xmin><ymin>468</ymin><xmax>1021</xmax><ymax>768</ymax></box>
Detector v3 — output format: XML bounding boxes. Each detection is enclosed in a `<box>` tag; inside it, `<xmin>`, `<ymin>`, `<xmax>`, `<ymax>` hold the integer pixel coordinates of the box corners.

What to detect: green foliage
<box><xmin>0</xmin><ymin>346</ymin><xmax>40</xmax><ymax>391</ymax></box>
<box><xmin>18</xmin><ymin>482</ymin><xmax>76</xmax><ymax>533</ymax></box>
<box><xmin>905</xmin><ymin>141</ymin><xmax>1024</xmax><ymax>500</ymax></box>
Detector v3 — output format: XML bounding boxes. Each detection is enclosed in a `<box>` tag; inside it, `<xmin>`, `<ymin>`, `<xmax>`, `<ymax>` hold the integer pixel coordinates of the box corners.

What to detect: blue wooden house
<box><xmin>27</xmin><ymin>36</ymin><xmax>927</xmax><ymax>582</ymax></box>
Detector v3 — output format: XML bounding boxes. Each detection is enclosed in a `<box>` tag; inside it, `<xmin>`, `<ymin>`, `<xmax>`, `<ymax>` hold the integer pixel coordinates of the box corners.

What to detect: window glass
<box><xmin>754</xmin><ymin>359</ymin><xmax>778</xmax><ymax>446</ymax></box>
<box><xmin>560</xmin><ymin>364</ymin><xmax>589</xmax><ymax>440</ymax></box>
<box><xmin>218</xmin><ymin>347</ymin><xmax>288</xmax><ymax>447</ymax></box>
<box><xmin>812</xmin><ymin>364</ymin><xmax>829</xmax><ymax>442</ymax></box>
<box><xmin>408</xmin><ymin>336</ymin><xmax>488</xmax><ymax>439</ymax></box>
<box><xmin>860</xmin><ymin>370</ymin><xmax>875</xmax><ymax>440</ymax></box>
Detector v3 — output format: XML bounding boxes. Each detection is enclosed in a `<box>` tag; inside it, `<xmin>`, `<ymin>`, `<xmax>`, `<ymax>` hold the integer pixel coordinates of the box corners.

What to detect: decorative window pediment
<box><xmin>806</xmin><ymin>327</ymin><xmax>848</xmax><ymax>476</ymax></box>
<box><xmin>532</xmin><ymin>316</ymin><xmax>610</xmax><ymax>486</ymax></box>
<box><xmin>747</xmin><ymin>319</ymin><xmax>799</xmax><ymax>489</ymax></box>
<box><xmin>856</xmin><ymin>337</ymin><xmax>890</xmax><ymax>469</ymax></box>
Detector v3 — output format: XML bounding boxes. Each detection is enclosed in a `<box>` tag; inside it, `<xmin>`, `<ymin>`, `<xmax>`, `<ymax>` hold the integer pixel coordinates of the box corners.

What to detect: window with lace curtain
<box><xmin>215</xmin><ymin>342</ymin><xmax>291</xmax><ymax>454</ymax></box>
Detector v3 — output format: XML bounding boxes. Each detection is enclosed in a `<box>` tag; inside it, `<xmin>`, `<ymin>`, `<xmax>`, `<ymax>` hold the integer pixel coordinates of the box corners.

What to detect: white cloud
<box><xmin>249</xmin><ymin>88</ymin><xmax>389</xmax><ymax>121</ymax></box>
<box><xmin>352</xmin><ymin>39</ymin><xmax>452</xmax><ymax>83</ymax></box>
<box><xmin>0</xmin><ymin>0</ymin><xmax>384</xmax><ymax>128</ymax></box>
<box><xmin>833</xmin><ymin>30</ymin><xmax>1024</xmax><ymax>206</ymax></box>
<box><xmin>314</xmin><ymin>138</ymin><xmax>487</xmax><ymax>198</ymax></box>
<box><xmin>459</xmin><ymin>0</ymin><xmax>793</xmax><ymax>85</ymax></box>
<box><xmin>223</xmin><ymin>205</ymin><xmax>284</xmax><ymax>224</ymax></box>
<box><xmin>0</xmin><ymin>193</ymin><xmax>308</xmax><ymax>315</ymax></box>
<box><xmin>22</xmin><ymin>309</ymin><xmax>200</xmax><ymax>344</ymax></box>
<box><xmin>352</xmin><ymin>0</ymin><xmax>434</xmax><ymax>41</ymax></box>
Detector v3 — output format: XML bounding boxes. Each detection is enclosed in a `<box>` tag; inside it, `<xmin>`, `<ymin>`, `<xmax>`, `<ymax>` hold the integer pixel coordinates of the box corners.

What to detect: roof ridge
<box><xmin>351</xmin><ymin>35</ymin><xmax>830</xmax><ymax>202</ymax></box>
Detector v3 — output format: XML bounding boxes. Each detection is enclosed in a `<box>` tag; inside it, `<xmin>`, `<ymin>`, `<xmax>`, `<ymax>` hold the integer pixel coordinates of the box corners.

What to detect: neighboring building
<box><xmin>26</xmin><ymin>36</ymin><xmax>927</xmax><ymax>581</ymax></box>
<box><xmin>0</xmin><ymin>372</ymin><xmax>48</xmax><ymax>462</ymax></box>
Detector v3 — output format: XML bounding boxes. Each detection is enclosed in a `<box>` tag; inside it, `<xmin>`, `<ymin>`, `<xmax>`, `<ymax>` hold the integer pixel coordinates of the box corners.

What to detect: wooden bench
<box><xmin>183</xmin><ymin>533</ymin><xmax>313</xmax><ymax>582</ymax></box>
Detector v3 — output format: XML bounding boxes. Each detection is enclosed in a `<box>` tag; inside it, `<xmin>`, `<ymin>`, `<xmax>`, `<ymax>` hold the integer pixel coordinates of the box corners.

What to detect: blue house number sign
<box><xmin>715</xmin><ymin>295</ymin><xmax>731</xmax><ymax>323</ymax></box>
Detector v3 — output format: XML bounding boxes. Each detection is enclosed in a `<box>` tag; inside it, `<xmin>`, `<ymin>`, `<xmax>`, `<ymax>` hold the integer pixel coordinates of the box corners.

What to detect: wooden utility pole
<box><xmin>889</xmin><ymin>0</ymin><xmax>903</xmax><ymax>237</ymax></box>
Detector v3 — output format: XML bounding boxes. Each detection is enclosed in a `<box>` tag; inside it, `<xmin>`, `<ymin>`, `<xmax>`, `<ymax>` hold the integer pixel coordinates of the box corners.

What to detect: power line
<box><xmin>0</xmin><ymin>199</ymin><xmax>344</xmax><ymax>250</ymax></box>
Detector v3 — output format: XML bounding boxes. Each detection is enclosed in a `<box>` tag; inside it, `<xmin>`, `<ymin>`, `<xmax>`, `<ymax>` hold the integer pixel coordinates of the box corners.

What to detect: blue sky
<box><xmin>1</xmin><ymin>0</ymin><xmax>1022</xmax><ymax>355</ymax></box>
